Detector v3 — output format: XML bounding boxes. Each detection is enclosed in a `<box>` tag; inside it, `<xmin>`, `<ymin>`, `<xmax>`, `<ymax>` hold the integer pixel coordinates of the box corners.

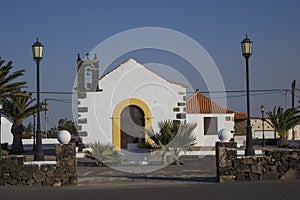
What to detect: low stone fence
<box><xmin>0</xmin><ymin>144</ymin><xmax>77</xmax><ymax>186</ymax></box>
<box><xmin>216</xmin><ymin>142</ymin><xmax>300</xmax><ymax>182</ymax></box>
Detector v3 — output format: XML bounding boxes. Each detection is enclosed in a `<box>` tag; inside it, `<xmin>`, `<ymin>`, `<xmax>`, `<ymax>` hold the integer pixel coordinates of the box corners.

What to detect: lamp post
<box><xmin>33</xmin><ymin>113</ymin><xmax>36</xmax><ymax>151</ymax></box>
<box><xmin>0</xmin><ymin>100</ymin><xmax>3</xmax><ymax>157</ymax></box>
<box><xmin>260</xmin><ymin>105</ymin><xmax>265</xmax><ymax>147</ymax></box>
<box><xmin>32</xmin><ymin>38</ymin><xmax>45</xmax><ymax>161</ymax></box>
<box><xmin>241</xmin><ymin>34</ymin><xmax>255</xmax><ymax>156</ymax></box>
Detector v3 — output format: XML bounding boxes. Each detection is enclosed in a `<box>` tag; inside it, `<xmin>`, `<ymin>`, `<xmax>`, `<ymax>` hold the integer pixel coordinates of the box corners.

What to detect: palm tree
<box><xmin>57</xmin><ymin>118</ymin><xmax>78</xmax><ymax>135</ymax></box>
<box><xmin>147</xmin><ymin>120</ymin><xmax>179</xmax><ymax>147</ymax></box>
<box><xmin>266</xmin><ymin>106</ymin><xmax>300</xmax><ymax>147</ymax></box>
<box><xmin>168</xmin><ymin>123</ymin><xmax>198</xmax><ymax>162</ymax></box>
<box><xmin>85</xmin><ymin>142</ymin><xmax>120</xmax><ymax>166</ymax></box>
<box><xmin>3</xmin><ymin>91</ymin><xmax>41</xmax><ymax>154</ymax></box>
<box><xmin>0</xmin><ymin>59</ymin><xmax>27</xmax><ymax>102</ymax></box>
<box><xmin>146</xmin><ymin>120</ymin><xmax>197</xmax><ymax>165</ymax></box>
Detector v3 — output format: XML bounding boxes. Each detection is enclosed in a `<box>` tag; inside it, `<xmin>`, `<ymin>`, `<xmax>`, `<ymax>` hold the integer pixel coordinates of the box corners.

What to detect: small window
<box><xmin>204</xmin><ymin>117</ymin><xmax>218</xmax><ymax>135</ymax></box>
<box><xmin>85</xmin><ymin>66</ymin><xmax>92</xmax><ymax>90</ymax></box>
<box><xmin>225</xmin><ymin>116</ymin><xmax>231</xmax><ymax>121</ymax></box>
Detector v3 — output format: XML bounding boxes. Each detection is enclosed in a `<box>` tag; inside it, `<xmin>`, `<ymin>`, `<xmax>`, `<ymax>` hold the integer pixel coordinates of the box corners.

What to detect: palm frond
<box><xmin>0</xmin><ymin>59</ymin><xmax>27</xmax><ymax>101</ymax></box>
<box><xmin>146</xmin><ymin>120</ymin><xmax>197</xmax><ymax>164</ymax></box>
<box><xmin>145</xmin><ymin>127</ymin><xmax>160</xmax><ymax>145</ymax></box>
<box><xmin>266</xmin><ymin>106</ymin><xmax>300</xmax><ymax>137</ymax></box>
<box><xmin>2</xmin><ymin>91</ymin><xmax>41</xmax><ymax>124</ymax></box>
<box><xmin>168</xmin><ymin>123</ymin><xmax>197</xmax><ymax>152</ymax></box>
<box><xmin>85</xmin><ymin>142</ymin><xmax>120</xmax><ymax>166</ymax></box>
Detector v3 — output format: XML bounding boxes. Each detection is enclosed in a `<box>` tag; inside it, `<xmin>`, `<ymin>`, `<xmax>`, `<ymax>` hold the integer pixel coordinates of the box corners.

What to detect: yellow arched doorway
<box><xmin>112</xmin><ymin>98</ymin><xmax>152</xmax><ymax>149</ymax></box>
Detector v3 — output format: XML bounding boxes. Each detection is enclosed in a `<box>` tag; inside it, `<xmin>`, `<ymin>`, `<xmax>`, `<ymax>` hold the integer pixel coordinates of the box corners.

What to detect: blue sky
<box><xmin>1</xmin><ymin>0</ymin><xmax>300</xmax><ymax>127</ymax></box>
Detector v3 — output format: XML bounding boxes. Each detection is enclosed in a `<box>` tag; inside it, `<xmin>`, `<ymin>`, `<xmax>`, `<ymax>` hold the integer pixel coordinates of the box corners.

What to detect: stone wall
<box><xmin>0</xmin><ymin>144</ymin><xmax>77</xmax><ymax>186</ymax></box>
<box><xmin>216</xmin><ymin>142</ymin><xmax>300</xmax><ymax>182</ymax></box>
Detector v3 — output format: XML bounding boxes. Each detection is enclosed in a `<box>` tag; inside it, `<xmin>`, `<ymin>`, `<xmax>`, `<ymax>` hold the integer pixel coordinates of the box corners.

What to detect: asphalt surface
<box><xmin>1</xmin><ymin>179</ymin><xmax>300</xmax><ymax>200</ymax></box>
<box><xmin>1</xmin><ymin>155</ymin><xmax>300</xmax><ymax>200</ymax></box>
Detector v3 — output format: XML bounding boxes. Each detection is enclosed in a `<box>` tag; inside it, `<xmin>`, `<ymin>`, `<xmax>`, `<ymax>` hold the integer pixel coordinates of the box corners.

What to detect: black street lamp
<box><xmin>241</xmin><ymin>34</ymin><xmax>255</xmax><ymax>156</ymax></box>
<box><xmin>32</xmin><ymin>38</ymin><xmax>45</xmax><ymax>161</ymax></box>
<box><xmin>260</xmin><ymin>105</ymin><xmax>265</xmax><ymax>147</ymax></box>
<box><xmin>33</xmin><ymin>113</ymin><xmax>36</xmax><ymax>151</ymax></box>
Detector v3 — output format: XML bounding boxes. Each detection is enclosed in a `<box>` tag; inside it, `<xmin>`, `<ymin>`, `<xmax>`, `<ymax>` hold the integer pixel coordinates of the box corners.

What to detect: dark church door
<box><xmin>120</xmin><ymin>105</ymin><xmax>145</xmax><ymax>149</ymax></box>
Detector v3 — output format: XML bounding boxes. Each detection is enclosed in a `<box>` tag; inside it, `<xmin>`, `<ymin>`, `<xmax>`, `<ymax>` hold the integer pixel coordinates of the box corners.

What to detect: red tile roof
<box><xmin>186</xmin><ymin>91</ymin><xmax>247</xmax><ymax>119</ymax></box>
<box><xmin>234</xmin><ymin>112</ymin><xmax>248</xmax><ymax>120</ymax></box>
<box><xmin>186</xmin><ymin>91</ymin><xmax>233</xmax><ymax>114</ymax></box>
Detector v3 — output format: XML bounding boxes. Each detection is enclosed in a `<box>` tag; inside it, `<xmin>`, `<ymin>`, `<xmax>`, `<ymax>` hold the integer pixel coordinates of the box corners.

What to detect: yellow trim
<box><xmin>112</xmin><ymin>98</ymin><xmax>152</xmax><ymax>149</ymax></box>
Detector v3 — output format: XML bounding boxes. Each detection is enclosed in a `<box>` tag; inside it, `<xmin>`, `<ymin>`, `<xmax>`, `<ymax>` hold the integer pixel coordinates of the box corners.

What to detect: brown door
<box><xmin>120</xmin><ymin>105</ymin><xmax>145</xmax><ymax>149</ymax></box>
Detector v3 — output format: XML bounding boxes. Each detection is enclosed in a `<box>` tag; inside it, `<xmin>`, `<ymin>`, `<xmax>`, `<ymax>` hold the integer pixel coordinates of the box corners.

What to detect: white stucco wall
<box><xmin>79</xmin><ymin>59</ymin><xmax>186</xmax><ymax>145</ymax></box>
<box><xmin>186</xmin><ymin>113</ymin><xmax>234</xmax><ymax>146</ymax></box>
<box><xmin>251</xmin><ymin>118</ymin><xmax>300</xmax><ymax>140</ymax></box>
<box><xmin>1</xmin><ymin>115</ymin><xmax>13</xmax><ymax>145</ymax></box>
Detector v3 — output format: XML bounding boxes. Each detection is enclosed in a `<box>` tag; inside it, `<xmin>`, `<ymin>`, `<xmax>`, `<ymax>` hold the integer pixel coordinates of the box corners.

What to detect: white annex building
<box><xmin>76</xmin><ymin>55</ymin><xmax>237</xmax><ymax>148</ymax></box>
<box><xmin>186</xmin><ymin>91</ymin><xmax>235</xmax><ymax>146</ymax></box>
<box><xmin>0</xmin><ymin>114</ymin><xmax>13</xmax><ymax>145</ymax></box>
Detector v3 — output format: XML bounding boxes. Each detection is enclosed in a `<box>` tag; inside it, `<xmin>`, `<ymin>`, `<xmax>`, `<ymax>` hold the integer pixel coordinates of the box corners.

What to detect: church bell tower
<box><xmin>76</xmin><ymin>53</ymin><xmax>100</xmax><ymax>140</ymax></box>
<box><xmin>77</xmin><ymin>53</ymin><xmax>99</xmax><ymax>94</ymax></box>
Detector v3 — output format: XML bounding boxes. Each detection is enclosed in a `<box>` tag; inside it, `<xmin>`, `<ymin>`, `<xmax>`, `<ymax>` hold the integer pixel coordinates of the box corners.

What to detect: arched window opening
<box><xmin>85</xmin><ymin>66</ymin><xmax>92</xmax><ymax>90</ymax></box>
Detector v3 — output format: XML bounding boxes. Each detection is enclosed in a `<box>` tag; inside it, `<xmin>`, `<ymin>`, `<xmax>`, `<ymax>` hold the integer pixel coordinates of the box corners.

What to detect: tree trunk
<box><xmin>277</xmin><ymin>136</ymin><xmax>288</xmax><ymax>148</ymax></box>
<box><xmin>172</xmin><ymin>148</ymin><xmax>184</xmax><ymax>165</ymax></box>
<box><xmin>11</xmin><ymin>123</ymin><xmax>24</xmax><ymax>154</ymax></box>
<box><xmin>172</xmin><ymin>159</ymin><xmax>184</xmax><ymax>165</ymax></box>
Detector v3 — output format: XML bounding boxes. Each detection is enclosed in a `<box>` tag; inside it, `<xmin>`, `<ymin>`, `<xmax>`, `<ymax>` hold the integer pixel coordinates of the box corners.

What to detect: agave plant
<box><xmin>85</xmin><ymin>142</ymin><xmax>120</xmax><ymax>166</ymax></box>
<box><xmin>146</xmin><ymin>120</ymin><xmax>197</xmax><ymax>165</ymax></box>
<box><xmin>266</xmin><ymin>106</ymin><xmax>300</xmax><ymax>147</ymax></box>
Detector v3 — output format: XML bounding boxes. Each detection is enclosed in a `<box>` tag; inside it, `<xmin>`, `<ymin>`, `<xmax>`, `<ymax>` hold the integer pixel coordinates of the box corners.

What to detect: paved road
<box><xmin>1</xmin><ymin>180</ymin><xmax>300</xmax><ymax>200</ymax></box>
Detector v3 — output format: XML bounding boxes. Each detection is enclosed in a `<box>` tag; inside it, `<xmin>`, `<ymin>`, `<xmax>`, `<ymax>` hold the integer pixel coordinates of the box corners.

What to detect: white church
<box><xmin>75</xmin><ymin>54</ymin><xmax>238</xmax><ymax>149</ymax></box>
